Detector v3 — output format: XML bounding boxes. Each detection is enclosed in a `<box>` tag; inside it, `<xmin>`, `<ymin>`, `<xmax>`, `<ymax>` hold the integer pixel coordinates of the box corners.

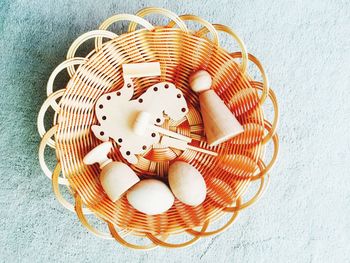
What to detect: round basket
<box><xmin>38</xmin><ymin>7</ymin><xmax>279</xmax><ymax>249</ymax></box>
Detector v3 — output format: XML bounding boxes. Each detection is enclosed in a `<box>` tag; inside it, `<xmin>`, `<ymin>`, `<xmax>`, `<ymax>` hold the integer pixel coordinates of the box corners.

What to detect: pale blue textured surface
<box><xmin>0</xmin><ymin>0</ymin><xmax>349</xmax><ymax>262</ymax></box>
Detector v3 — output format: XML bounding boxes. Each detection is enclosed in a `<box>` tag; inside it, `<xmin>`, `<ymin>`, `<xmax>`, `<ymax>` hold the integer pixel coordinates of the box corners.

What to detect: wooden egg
<box><xmin>168</xmin><ymin>161</ymin><xmax>206</xmax><ymax>206</ymax></box>
<box><xmin>127</xmin><ymin>179</ymin><xmax>174</xmax><ymax>215</ymax></box>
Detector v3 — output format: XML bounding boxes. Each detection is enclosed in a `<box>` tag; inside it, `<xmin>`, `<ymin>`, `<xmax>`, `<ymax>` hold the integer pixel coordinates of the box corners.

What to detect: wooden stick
<box><xmin>152</xmin><ymin>125</ymin><xmax>192</xmax><ymax>143</ymax></box>
<box><xmin>122</xmin><ymin>62</ymin><xmax>161</xmax><ymax>78</ymax></box>
<box><xmin>160</xmin><ymin>136</ymin><xmax>217</xmax><ymax>156</ymax></box>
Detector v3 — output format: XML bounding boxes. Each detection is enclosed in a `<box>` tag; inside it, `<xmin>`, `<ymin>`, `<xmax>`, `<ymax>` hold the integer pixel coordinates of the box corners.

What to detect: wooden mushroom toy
<box><xmin>189</xmin><ymin>70</ymin><xmax>244</xmax><ymax>146</ymax></box>
<box><xmin>168</xmin><ymin>161</ymin><xmax>206</xmax><ymax>206</ymax></box>
<box><xmin>83</xmin><ymin>141</ymin><xmax>140</xmax><ymax>202</ymax></box>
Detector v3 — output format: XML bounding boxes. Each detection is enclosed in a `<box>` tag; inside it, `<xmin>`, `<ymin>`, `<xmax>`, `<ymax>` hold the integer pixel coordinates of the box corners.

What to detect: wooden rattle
<box><xmin>83</xmin><ymin>141</ymin><xmax>140</xmax><ymax>202</ymax></box>
<box><xmin>189</xmin><ymin>70</ymin><xmax>244</xmax><ymax>146</ymax></box>
<box><xmin>133</xmin><ymin>111</ymin><xmax>191</xmax><ymax>142</ymax></box>
<box><xmin>134</xmin><ymin>111</ymin><xmax>217</xmax><ymax>156</ymax></box>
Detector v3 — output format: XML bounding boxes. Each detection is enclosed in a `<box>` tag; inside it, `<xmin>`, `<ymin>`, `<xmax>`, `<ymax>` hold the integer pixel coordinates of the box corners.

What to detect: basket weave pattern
<box><xmin>38</xmin><ymin>7</ymin><xmax>279</xmax><ymax>249</ymax></box>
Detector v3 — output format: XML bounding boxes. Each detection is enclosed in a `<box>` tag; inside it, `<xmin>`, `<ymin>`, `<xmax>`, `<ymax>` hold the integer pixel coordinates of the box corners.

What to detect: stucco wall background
<box><xmin>0</xmin><ymin>0</ymin><xmax>349</xmax><ymax>262</ymax></box>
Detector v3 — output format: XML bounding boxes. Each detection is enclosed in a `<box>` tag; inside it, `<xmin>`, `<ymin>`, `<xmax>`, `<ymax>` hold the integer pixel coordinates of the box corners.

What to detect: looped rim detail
<box><xmin>167</xmin><ymin>14</ymin><xmax>219</xmax><ymax>46</ymax></box>
<box><xmin>128</xmin><ymin>7</ymin><xmax>188</xmax><ymax>33</ymax></box>
<box><xmin>46</xmin><ymin>57</ymin><xmax>87</xmax><ymax>110</ymax></box>
<box><xmin>96</xmin><ymin>14</ymin><xmax>154</xmax><ymax>50</ymax></box>
<box><xmin>66</xmin><ymin>30</ymin><xmax>118</xmax><ymax>77</ymax></box>
<box><xmin>37</xmin><ymin>89</ymin><xmax>65</xmax><ymax>148</ymax></box>
<box><xmin>52</xmin><ymin>162</ymin><xmax>92</xmax><ymax>214</ymax></box>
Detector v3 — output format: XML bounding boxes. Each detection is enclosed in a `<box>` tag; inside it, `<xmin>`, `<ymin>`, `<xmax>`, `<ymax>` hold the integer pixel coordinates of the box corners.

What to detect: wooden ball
<box><xmin>189</xmin><ymin>70</ymin><xmax>212</xmax><ymax>93</ymax></box>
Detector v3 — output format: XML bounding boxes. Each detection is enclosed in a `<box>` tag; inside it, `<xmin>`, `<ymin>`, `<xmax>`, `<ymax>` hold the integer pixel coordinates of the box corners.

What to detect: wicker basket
<box><xmin>37</xmin><ymin>7</ymin><xmax>279</xmax><ymax>249</ymax></box>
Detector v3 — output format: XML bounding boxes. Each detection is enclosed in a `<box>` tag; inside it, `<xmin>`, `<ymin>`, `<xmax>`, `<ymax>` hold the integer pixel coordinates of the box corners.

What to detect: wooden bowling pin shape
<box><xmin>83</xmin><ymin>141</ymin><xmax>140</xmax><ymax>202</ymax></box>
<box><xmin>189</xmin><ymin>70</ymin><xmax>244</xmax><ymax>146</ymax></box>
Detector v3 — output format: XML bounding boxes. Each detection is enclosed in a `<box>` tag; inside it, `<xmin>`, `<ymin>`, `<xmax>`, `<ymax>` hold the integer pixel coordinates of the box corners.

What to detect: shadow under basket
<box><xmin>38</xmin><ymin>7</ymin><xmax>279</xmax><ymax>249</ymax></box>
